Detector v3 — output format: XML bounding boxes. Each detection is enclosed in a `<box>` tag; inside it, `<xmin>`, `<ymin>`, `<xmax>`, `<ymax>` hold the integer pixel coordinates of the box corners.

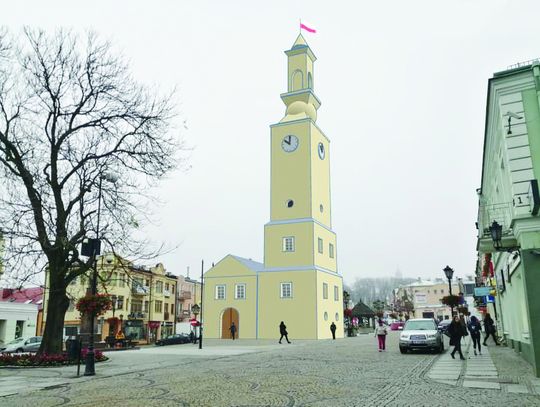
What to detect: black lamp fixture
<box><xmin>489</xmin><ymin>220</ymin><xmax>520</xmax><ymax>252</ymax></box>
<box><xmin>489</xmin><ymin>220</ymin><xmax>503</xmax><ymax>250</ymax></box>
<box><xmin>443</xmin><ymin>266</ymin><xmax>455</xmax><ymax>316</ymax></box>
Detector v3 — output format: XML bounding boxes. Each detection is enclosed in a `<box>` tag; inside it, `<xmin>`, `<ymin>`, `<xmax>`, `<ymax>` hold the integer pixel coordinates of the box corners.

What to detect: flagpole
<box><xmin>299</xmin><ymin>18</ymin><xmax>301</xmax><ymax>34</ymax></box>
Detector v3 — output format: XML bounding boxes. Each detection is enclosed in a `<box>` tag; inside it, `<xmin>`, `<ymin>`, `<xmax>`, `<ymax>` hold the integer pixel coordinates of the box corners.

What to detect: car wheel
<box><xmin>16</xmin><ymin>348</ymin><xmax>24</xmax><ymax>353</ymax></box>
<box><xmin>399</xmin><ymin>347</ymin><xmax>407</xmax><ymax>354</ymax></box>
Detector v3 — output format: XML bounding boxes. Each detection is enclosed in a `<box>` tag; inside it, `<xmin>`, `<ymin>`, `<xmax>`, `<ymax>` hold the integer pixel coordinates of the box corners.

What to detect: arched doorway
<box><xmin>221</xmin><ymin>308</ymin><xmax>239</xmax><ymax>339</ymax></box>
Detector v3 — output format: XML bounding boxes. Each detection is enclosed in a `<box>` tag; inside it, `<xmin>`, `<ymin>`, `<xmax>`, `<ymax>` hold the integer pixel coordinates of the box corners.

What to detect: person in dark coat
<box><xmin>279</xmin><ymin>321</ymin><xmax>291</xmax><ymax>344</ymax></box>
<box><xmin>330</xmin><ymin>322</ymin><xmax>337</xmax><ymax>340</ymax></box>
<box><xmin>447</xmin><ymin>316</ymin><xmax>466</xmax><ymax>360</ymax></box>
<box><xmin>483</xmin><ymin>313</ymin><xmax>499</xmax><ymax>346</ymax></box>
<box><xmin>467</xmin><ymin>315</ymin><xmax>482</xmax><ymax>355</ymax></box>
<box><xmin>229</xmin><ymin>322</ymin><xmax>237</xmax><ymax>340</ymax></box>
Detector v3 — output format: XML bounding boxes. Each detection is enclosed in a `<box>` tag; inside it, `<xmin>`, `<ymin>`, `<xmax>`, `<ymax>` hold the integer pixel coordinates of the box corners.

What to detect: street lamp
<box><xmin>489</xmin><ymin>221</ymin><xmax>503</xmax><ymax>250</ymax></box>
<box><xmin>191</xmin><ymin>304</ymin><xmax>200</xmax><ymax>345</ymax></box>
<box><xmin>84</xmin><ymin>172</ymin><xmax>118</xmax><ymax>376</ymax></box>
<box><xmin>443</xmin><ymin>265</ymin><xmax>455</xmax><ymax>317</ymax></box>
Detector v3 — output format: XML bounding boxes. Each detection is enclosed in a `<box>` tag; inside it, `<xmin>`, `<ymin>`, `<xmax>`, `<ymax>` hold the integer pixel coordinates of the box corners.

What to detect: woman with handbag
<box><xmin>447</xmin><ymin>316</ymin><xmax>466</xmax><ymax>360</ymax></box>
<box><xmin>483</xmin><ymin>313</ymin><xmax>499</xmax><ymax>346</ymax></box>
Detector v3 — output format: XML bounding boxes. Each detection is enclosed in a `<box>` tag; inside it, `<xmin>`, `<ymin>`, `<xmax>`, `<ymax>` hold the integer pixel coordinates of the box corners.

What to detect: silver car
<box><xmin>399</xmin><ymin>319</ymin><xmax>443</xmax><ymax>354</ymax></box>
<box><xmin>0</xmin><ymin>336</ymin><xmax>42</xmax><ymax>353</ymax></box>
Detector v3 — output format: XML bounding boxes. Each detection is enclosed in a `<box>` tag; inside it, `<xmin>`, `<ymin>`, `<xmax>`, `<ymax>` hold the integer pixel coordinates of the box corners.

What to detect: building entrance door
<box><xmin>221</xmin><ymin>308</ymin><xmax>239</xmax><ymax>339</ymax></box>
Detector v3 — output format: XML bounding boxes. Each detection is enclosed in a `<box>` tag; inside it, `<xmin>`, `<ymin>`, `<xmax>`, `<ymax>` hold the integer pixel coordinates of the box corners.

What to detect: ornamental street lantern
<box><xmin>489</xmin><ymin>220</ymin><xmax>503</xmax><ymax>250</ymax></box>
<box><xmin>443</xmin><ymin>266</ymin><xmax>455</xmax><ymax>316</ymax></box>
<box><xmin>443</xmin><ymin>266</ymin><xmax>454</xmax><ymax>281</ymax></box>
<box><xmin>191</xmin><ymin>304</ymin><xmax>200</xmax><ymax>317</ymax></box>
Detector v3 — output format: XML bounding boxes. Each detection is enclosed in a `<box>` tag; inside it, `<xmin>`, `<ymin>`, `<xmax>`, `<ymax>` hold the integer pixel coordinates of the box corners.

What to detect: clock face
<box><xmin>318</xmin><ymin>142</ymin><xmax>325</xmax><ymax>159</ymax></box>
<box><xmin>281</xmin><ymin>135</ymin><xmax>299</xmax><ymax>152</ymax></box>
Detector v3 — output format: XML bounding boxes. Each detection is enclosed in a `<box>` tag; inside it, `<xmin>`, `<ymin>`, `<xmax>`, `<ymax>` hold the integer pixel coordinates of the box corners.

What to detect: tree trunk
<box><xmin>39</xmin><ymin>278</ymin><xmax>69</xmax><ymax>355</ymax></box>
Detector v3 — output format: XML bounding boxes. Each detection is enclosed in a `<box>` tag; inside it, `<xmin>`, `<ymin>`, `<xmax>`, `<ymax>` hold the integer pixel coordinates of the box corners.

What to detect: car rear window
<box><xmin>404</xmin><ymin>320</ymin><xmax>436</xmax><ymax>330</ymax></box>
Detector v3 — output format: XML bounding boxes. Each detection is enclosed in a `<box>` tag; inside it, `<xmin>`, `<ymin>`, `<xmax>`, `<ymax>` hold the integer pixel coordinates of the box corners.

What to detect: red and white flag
<box><xmin>300</xmin><ymin>21</ymin><xmax>316</xmax><ymax>33</ymax></box>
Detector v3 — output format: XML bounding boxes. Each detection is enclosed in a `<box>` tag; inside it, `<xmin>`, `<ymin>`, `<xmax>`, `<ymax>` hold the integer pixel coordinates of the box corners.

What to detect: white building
<box><xmin>0</xmin><ymin>301</ymin><xmax>38</xmax><ymax>345</ymax></box>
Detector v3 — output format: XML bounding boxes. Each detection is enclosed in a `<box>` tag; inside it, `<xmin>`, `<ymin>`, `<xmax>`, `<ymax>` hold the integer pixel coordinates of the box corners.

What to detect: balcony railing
<box><xmin>163</xmin><ymin>289</ymin><xmax>170</xmax><ymax>298</ymax></box>
<box><xmin>128</xmin><ymin>312</ymin><xmax>146</xmax><ymax>319</ymax></box>
<box><xmin>179</xmin><ymin>291</ymin><xmax>192</xmax><ymax>300</ymax></box>
<box><xmin>132</xmin><ymin>284</ymin><xmax>149</xmax><ymax>296</ymax></box>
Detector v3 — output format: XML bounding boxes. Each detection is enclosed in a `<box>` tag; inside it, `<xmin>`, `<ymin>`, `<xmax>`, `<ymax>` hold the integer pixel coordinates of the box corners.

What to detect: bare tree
<box><xmin>0</xmin><ymin>29</ymin><xmax>184</xmax><ymax>354</ymax></box>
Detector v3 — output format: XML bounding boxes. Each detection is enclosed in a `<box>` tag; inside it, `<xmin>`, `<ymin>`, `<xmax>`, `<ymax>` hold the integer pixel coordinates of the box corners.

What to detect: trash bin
<box><xmin>66</xmin><ymin>338</ymin><xmax>81</xmax><ymax>360</ymax></box>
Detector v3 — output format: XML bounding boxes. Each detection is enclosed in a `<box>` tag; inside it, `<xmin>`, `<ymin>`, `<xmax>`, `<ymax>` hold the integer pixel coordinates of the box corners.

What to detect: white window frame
<box><xmin>323</xmin><ymin>283</ymin><xmax>328</xmax><ymax>299</ymax></box>
<box><xmin>282</xmin><ymin>236</ymin><xmax>295</xmax><ymax>252</ymax></box>
<box><xmin>280</xmin><ymin>282</ymin><xmax>293</xmax><ymax>299</ymax></box>
<box><xmin>235</xmin><ymin>283</ymin><xmax>246</xmax><ymax>300</ymax></box>
<box><xmin>329</xmin><ymin>243</ymin><xmax>334</xmax><ymax>259</ymax></box>
<box><xmin>318</xmin><ymin>238</ymin><xmax>323</xmax><ymax>254</ymax></box>
<box><xmin>334</xmin><ymin>285</ymin><xmax>339</xmax><ymax>301</ymax></box>
<box><xmin>215</xmin><ymin>284</ymin><xmax>226</xmax><ymax>300</ymax></box>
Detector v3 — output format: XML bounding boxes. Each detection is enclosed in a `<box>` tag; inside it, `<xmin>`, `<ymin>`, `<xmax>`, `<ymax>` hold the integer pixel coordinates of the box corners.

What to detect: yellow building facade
<box><xmin>203</xmin><ymin>35</ymin><xmax>344</xmax><ymax>340</ymax></box>
<box><xmin>42</xmin><ymin>254</ymin><xmax>177</xmax><ymax>344</ymax></box>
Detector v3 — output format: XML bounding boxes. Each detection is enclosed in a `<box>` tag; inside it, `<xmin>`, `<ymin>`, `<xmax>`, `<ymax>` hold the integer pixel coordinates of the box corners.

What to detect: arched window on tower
<box><xmin>291</xmin><ymin>70</ymin><xmax>303</xmax><ymax>91</ymax></box>
<box><xmin>308</xmin><ymin>72</ymin><xmax>313</xmax><ymax>89</ymax></box>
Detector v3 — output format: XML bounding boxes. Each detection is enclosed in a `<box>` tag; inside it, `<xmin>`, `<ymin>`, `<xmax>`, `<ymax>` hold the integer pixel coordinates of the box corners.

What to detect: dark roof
<box><xmin>351</xmin><ymin>301</ymin><xmax>375</xmax><ymax>317</ymax></box>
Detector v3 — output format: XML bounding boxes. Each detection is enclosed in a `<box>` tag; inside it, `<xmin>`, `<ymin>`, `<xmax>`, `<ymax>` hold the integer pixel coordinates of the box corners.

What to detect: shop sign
<box><xmin>474</xmin><ymin>287</ymin><xmax>491</xmax><ymax>296</ymax></box>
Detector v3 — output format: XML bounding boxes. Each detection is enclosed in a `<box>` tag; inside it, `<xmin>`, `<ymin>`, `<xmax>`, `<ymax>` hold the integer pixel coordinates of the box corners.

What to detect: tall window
<box><xmin>131</xmin><ymin>299</ymin><xmax>143</xmax><ymax>313</ymax></box>
<box><xmin>281</xmin><ymin>282</ymin><xmax>292</xmax><ymax>298</ymax></box>
<box><xmin>282</xmin><ymin>237</ymin><xmax>295</xmax><ymax>252</ymax></box>
<box><xmin>171</xmin><ymin>285</ymin><xmax>175</xmax><ymax>294</ymax></box>
<box><xmin>144</xmin><ymin>300</ymin><xmax>149</xmax><ymax>313</ymax></box>
<box><xmin>165</xmin><ymin>283</ymin><xmax>169</xmax><ymax>291</ymax></box>
<box><xmin>156</xmin><ymin>281</ymin><xmax>163</xmax><ymax>293</ymax></box>
<box><xmin>215</xmin><ymin>285</ymin><xmax>226</xmax><ymax>300</ymax></box>
<box><xmin>235</xmin><ymin>284</ymin><xmax>246</xmax><ymax>299</ymax></box>
<box><xmin>318</xmin><ymin>238</ymin><xmax>323</xmax><ymax>254</ymax></box>
<box><xmin>334</xmin><ymin>286</ymin><xmax>339</xmax><ymax>301</ymax></box>
<box><xmin>111</xmin><ymin>272</ymin><xmax>118</xmax><ymax>286</ymax></box>
<box><xmin>164</xmin><ymin>303</ymin><xmax>169</xmax><ymax>313</ymax></box>
<box><xmin>329</xmin><ymin>243</ymin><xmax>334</xmax><ymax>259</ymax></box>
<box><xmin>119</xmin><ymin>273</ymin><xmax>125</xmax><ymax>287</ymax></box>
<box><xmin>117</xmin><ymin>295</ymin><xmax>124</xmax><ymax>310</ymax></box>
<box><xmin>171</xmin><ymin>304</ymin><xmax>174</xmax><ymax>315</ymax></box>
<box><xmin>323</xmin><ymin>283</ymin><xmax>328</xmax><ymax>299</ymax></box>
<box><xmin>155</xmin><ymin>300</ymin><xmax>163</xmax><ymax>313</ymax></box>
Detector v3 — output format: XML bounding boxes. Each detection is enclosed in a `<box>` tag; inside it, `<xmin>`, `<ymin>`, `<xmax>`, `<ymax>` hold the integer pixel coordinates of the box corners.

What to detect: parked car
<box><xmin>399</xmin><ymin>319</ymin><xmax>444</xmax><ymax>354</ymax></box>
<box><xmin>437</xmin><ymin>319</ymin><xmax>451</xmax><ymax>334</ymax></box>
<box><xmin>390</xmin><ymin>321</ymin><xmax>405</xmax><ymax>331</ymax></box>
<box><xmin>155</xmin><ymin>334</ymin><xmax>191</xmax><ymax>346</ymax></box>
<box><xmin>0</xmin><ymin>336</ymin><xmax>42</xmax><ymax>353</ymax></box>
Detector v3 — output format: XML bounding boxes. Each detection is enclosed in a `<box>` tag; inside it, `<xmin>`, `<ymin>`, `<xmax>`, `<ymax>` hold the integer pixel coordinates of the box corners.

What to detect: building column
<box><xmin>520</xmin><ymin>249</ymin><xmax>540</xmax><ymax>377</ymax></box>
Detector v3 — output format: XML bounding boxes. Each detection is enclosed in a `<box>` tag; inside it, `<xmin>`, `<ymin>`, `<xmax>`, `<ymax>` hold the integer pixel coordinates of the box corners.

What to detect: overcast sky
<box><xmin>5</xmin><ymin>0</ymin><xmax>540</xmax><ymax>285</ymax></box>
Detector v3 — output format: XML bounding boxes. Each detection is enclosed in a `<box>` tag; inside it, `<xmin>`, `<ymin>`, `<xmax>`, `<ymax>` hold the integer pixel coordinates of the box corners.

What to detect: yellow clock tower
<box><xmin>202</xmin><ymin>34</ymin><xmax>343</xmax><ymax>340</ymax></box>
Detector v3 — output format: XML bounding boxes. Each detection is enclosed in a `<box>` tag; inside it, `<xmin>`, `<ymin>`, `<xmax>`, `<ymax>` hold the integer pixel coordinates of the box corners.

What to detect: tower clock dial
<box><xmin>318</xmin><ymin>142</ymin><xmax>325</xmax><ymax>159</ymax></box>
<box><xmin>281</xmin><ymin>135</ymin><xmax>299</xmax><ymax>152</ymax></box>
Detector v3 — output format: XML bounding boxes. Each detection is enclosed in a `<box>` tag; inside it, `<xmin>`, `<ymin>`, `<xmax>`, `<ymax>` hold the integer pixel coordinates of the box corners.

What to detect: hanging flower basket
<box><xmin>440</xmin><ymin>295</ymin><xmax>460</xmax><ymax>308</ymax></box>
<box><xmin>76</xmin><ymin>294</ymin><xmax>113</xmax><ymax>316</ymax></box>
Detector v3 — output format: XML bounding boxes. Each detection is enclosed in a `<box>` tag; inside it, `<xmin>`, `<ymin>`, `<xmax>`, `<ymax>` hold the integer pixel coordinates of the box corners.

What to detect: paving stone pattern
<box><xmin>1</xmin><ymin>334</ymin><xmax>539</xmax><ymax>406</ymax></box>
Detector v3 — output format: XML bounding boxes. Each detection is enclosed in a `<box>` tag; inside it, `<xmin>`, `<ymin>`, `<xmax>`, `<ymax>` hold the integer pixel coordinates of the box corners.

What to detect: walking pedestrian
<box><xmin>467</xmin><ymin>315</ymin><xmax>482</xmax><ymax>355</ymax></box>
<box><xmin>448</xmin><ymin>316</ymin><xmax>466</xmax><ymax>360</ymax></box>
<box><xmin>229</xmin><ymin>322</ymin><xmax>237</xmax><ymax>340</ymax></box>
<box><xmin>330</xmin><ymin>322</ymin><xmax>337</xmax><ymax>340</ymax></box>
<box><xmin>279</xmin><ymin>321</ymin><xmax>291</xmax><ymax>344</ymax></box>
<box><xmin>374</xmin><ymin>318</ymin><xmax>388</xmax><ymax>352</ymax></box>
<box><xmin>459</xmin><ymin>314</ymin><xmax>469</xmax><ymax>344</ymax></box>
<box><xmin>483</xmin><ymin>313</ymin><xmax>499</xmax><ymax>346</ymax></box>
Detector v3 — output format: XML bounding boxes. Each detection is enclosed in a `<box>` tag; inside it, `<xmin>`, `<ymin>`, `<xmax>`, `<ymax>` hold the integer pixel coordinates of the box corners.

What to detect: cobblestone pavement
<box><xmin>2</xmin><ymin>333</ymin><xmax>540</xmax><ymax>406</ymax></box>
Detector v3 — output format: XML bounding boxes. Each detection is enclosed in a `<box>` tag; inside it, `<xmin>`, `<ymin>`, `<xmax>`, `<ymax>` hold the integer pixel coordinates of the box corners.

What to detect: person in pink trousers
<box><xmin>374</xmin><ymin>318</ymin><xmax>388</xmax><ymax>352</ymax></box>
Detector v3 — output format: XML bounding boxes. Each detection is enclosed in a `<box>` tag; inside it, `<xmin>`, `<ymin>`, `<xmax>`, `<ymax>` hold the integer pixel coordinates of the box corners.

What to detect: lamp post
<box><xmin>191</xmin><ymin>304</ymin><xmax>200</xmax><ymax>344</ymax></box>
<box><xmin>443</xmin><ymin>265</ymin><xmax>455</xmax><ymax>317</ymax></box>
<box><xmin>84</xmin><ymin>172</ymin><xmax>118</xmax><ymax>376</ymax></box>
<box><xmin>199</xmin><ymin>259</ymin><xmax>204</xmax><ymax>350</ymax></box>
